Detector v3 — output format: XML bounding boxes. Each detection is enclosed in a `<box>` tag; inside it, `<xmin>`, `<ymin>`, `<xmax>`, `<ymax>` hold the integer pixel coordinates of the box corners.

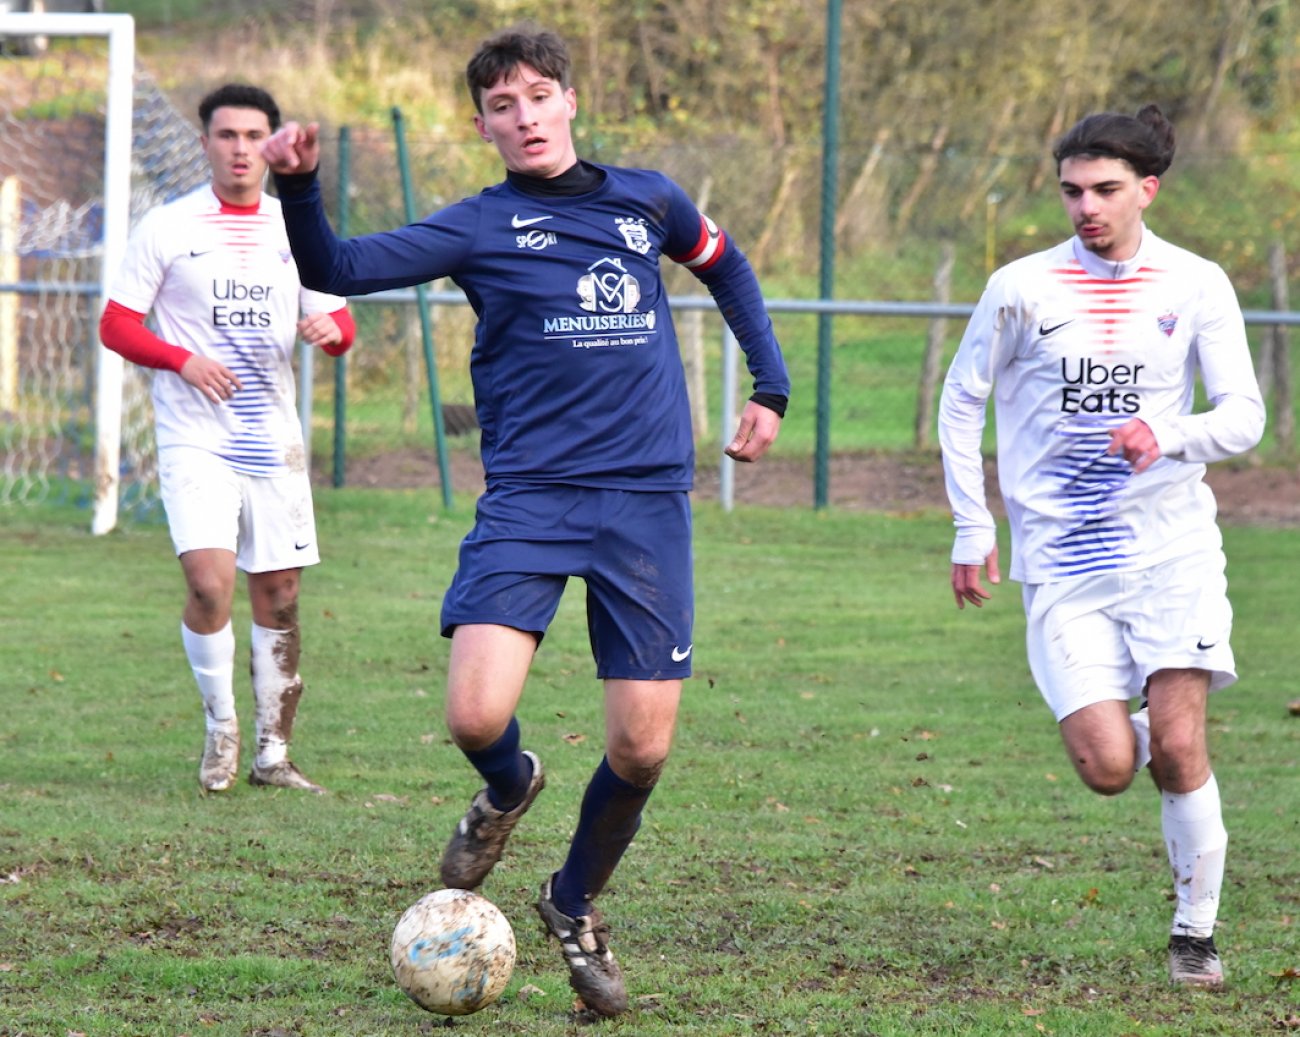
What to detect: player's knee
<box><xmin>606</xmin><ymin>743</ymin><xmax>669</xmax><ymax>789</ymax></box>
<box><xmin>186</xmin><ymin>576</ymin><xmax>231</xmax><ymax>617</ymax></box>
<box><xmin>1083</xmin><ymin>773</ymin><xmax>1134</xmax><ymax>796</ymax></box>
<box><xmin>249</xmin><ymin>574</ymin><xmax>300</xmax><ymax>623</ymax></box>
<box><xmin>445</xmin><ymin>705</ymin><xmax>511</xmax><ymax>752</ymax></box>
<box><xmin>1149</xmin><ymin>726</ymin><xmax>1202</xmax><ymax>769</ymax></box>
<box><xmin>1073</xmin><ymin>757</ymin><xmax>1136</xmax><ymax>796</ymax></box>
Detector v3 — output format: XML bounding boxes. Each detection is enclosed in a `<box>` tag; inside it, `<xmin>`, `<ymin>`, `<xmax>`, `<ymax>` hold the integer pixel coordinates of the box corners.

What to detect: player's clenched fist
<box><xmin>261</xmin><ymin>120</ymin><xmax>322</xmax><ymax>175</ymax></box>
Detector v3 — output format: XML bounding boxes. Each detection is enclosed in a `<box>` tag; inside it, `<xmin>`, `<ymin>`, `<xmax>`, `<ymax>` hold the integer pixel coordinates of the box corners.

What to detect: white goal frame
<box><xmin>0</xmin><ymin>12</ymin><xmax>134</xmax><ymax>533</ymax></box>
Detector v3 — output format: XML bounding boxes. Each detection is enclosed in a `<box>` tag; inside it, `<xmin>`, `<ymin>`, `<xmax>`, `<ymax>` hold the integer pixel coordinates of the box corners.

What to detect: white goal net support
<box><xmin>0</xmin><ymin>13</ymin><xmax>208</xmax><ymax>532</ymax></box>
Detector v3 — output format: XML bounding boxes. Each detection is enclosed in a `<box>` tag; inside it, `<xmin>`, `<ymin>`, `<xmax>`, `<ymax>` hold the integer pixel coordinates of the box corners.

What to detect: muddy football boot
<box><xmin>536</xmin><ymin>875</ymin><xmax>629</xmax><ymax>1018</ymax></box>
<box><xmin>199</xmin><ymin>728</ymin><xmax>240</xmax><ymax>792</ymax></box>
<box><xmin>248</xmin><ymin>759</ymin><xmax>326</xmax><ymax>794</ymax></box>
<box><xmin>1168</xmin><ymin>934</ymin><xmax>1224</xmax><ymax>987</ymax></box>
<box><xmin>439</xmin><ymin>750</ymin><xmax>544</xmax><ymax>889</ymax></box>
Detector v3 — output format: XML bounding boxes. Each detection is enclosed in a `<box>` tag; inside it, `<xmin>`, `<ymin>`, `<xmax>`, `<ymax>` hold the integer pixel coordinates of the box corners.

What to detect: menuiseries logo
<box><xmin>577</xmin><ymin>257</ymin><xmax>641</xmax><ymax>314</ymax></box>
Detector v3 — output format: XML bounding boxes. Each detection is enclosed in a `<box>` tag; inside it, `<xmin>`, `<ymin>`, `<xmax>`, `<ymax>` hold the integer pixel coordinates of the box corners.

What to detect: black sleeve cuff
<box><xmin>749</xmin><ymin>392</ymin><xmax>788</xmax><ymax>418</ymax></box>
<box><xmin>272</xmin><ymin>169</ymin><xmax>319</xmax><ymax>198</ymax></box>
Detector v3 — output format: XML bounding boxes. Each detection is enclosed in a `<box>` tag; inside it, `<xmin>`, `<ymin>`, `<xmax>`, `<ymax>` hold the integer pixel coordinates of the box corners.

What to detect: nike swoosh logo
<box><xmin>294</xmin><ymin>541</ymin><xmax>311</xmax><ymax>551</ymax></box>
<box><xmin>671</xmin><ymin>644</ymin><xmax>693</xmax><ymax>662</ymax></box>
<box><xmin>190</xmin><ymin>249</ymin><xmax>213</xmax><ymax>258</ymax></box>
<box><xmin>1196</xmin><ymin>639</ymin><xmax>1216</xmax><ymax>650</ymax></box>
<box><xmin>1038</xmin><ymin>319</ymin><xmax>1073</xmax><ymax>336</ymax></box>
<box><xmin>511</xmin><ymin>214</ymin><xmax>554</xmax><ymax>228</ymax></box>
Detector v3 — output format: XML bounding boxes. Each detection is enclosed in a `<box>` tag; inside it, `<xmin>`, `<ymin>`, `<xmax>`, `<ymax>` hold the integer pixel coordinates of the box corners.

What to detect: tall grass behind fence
<box><xmin>1</xmin><ymin>61</ymin><xmax>1297</xmax><ymax>522</ymax></box>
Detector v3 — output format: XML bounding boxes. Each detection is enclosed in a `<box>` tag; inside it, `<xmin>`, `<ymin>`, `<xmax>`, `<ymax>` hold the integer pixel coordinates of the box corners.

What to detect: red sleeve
<box><xmin>99</xmin><ymin>299</ymin><xmax>192</xmax><ymax>372</ymax></box>
<box><xmin>318</xmin><ymin>306</ymin><xmax>356</xmax><ymax>357</ymax></box>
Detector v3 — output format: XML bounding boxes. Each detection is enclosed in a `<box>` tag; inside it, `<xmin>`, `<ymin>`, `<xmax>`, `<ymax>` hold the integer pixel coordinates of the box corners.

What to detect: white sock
<box><xmin>1162</xmin><ymin>773</ymin><xmax>1227</xmax><ymax>939</ymax></box>
<box><xmin>250</xmin><ymin>623</ymin><xmax>300</xmax><ymax>769</ymax></box>
<box><xmin>1130</xmin><ymin>706</ymin><xmax>1151</xmax><ymax>773</ymax></box>
<box><xmin>182</xmin><ymin>621</ymin><xmax>236</xmax><ymax>732</ymax></box>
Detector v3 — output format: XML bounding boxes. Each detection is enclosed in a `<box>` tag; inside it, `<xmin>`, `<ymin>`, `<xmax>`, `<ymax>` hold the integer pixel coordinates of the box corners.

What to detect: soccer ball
<box><xmin>390</xmin><ymin>888</ymin><xmax>516</xmax><ymax>1016</ymax></box>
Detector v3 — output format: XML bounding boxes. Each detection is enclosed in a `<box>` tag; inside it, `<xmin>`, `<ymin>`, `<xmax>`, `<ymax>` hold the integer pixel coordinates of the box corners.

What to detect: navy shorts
<box><xmin>440</xmin><ymin>484</ymin><xmax>694</xmax><ymax>680</ymax></box>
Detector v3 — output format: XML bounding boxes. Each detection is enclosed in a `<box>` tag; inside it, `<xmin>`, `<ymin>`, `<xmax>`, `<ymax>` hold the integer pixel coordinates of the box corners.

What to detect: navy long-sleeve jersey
<box><xmin>277</xmin><ymin>164</ymin><xmax>789</xmax><ymax>490</ymax></box>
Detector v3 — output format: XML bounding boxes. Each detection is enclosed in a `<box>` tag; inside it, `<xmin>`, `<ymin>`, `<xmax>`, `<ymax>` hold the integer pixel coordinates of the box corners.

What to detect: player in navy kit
<box><xmin>263</xmin><ymin>25</ymin><xmax>788</xmax><ymax>1016</ymax></box>
<box><xmin>939</xmin><ymin>105</ymin><xmax>1264</xmax><ymax>987</ymax></box>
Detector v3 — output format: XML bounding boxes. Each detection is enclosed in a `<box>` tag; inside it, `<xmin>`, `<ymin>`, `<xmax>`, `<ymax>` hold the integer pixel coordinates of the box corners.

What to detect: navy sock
<box><xmin>552</xmin><ymin>756</ymin><xmax>652</xmax><ymax>917</ymax></box>
<box><xmin>462</xmin><ymin>717</ymin><xmax>531</xmax><ymax>811</ymax></box>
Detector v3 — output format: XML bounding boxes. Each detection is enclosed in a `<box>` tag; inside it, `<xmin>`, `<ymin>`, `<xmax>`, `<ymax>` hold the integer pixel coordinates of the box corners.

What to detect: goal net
<box><xmin>0</xmin><ymin>13</ymin><xmax>207</xmax><ymax>532</ymax></box>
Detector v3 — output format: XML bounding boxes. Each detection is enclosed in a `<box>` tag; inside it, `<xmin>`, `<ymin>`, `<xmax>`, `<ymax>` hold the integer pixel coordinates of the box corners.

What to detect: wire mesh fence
<box><xmin>1</xmin><ymin>44</ymin><xmax>1296</xmax><ymax>526</ymax></box>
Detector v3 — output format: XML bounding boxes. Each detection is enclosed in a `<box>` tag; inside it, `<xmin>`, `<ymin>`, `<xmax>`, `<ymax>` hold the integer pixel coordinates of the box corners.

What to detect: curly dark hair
<box><xmin>198</xmin><ymin>83</ymin><xmax>281</xmax><ymax>133</ymax></box>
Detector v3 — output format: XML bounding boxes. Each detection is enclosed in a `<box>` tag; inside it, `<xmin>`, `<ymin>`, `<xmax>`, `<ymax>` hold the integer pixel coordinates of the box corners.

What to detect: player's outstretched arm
<box><xmin>951</xmin><ymin>546</ymin><xmax>1000</xmax><ymax>610</ymax></box>
<box><xmin>262</xmin><ymin>121</ymin><xmax>322</xmax><ymax>176</ymax></box>
<box><xmin>725</xmin><ymin>400</ymin><xmax>781</xmax><ymax>462</ymax></box>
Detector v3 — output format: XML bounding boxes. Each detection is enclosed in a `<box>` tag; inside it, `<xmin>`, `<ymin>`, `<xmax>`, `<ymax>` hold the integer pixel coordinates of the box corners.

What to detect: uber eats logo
<box><xmin>1060</xmin><ymin>357</ymin><xmax>1143</xmax><ymax>415</ymax></box>
<box><xmin>212</xmin><ymin>279</ymin><xmax>274</xmax><ymax>328</ymax></box>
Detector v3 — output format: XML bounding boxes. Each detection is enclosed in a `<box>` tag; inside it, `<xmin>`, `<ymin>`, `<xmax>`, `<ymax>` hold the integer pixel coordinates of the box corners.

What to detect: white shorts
<box><xmin>1023</xmin><ymin>551</ymin><xmax>1237</xmax><ymax>722</ymax></box>
<box><xmin>159</xmin><ymin>446</ymin><xmax>320</xmax><ymax>573</ymax></box>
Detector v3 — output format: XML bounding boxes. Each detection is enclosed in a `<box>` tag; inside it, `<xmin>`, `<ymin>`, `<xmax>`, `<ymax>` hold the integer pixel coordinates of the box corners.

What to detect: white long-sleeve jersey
<box><xmin>939</xmin><ymin>228</ymin><xmax>1265</xmax><ymax>584</ymax></box>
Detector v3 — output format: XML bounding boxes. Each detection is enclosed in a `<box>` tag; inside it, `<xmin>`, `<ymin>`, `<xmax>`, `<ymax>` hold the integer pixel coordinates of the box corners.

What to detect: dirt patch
<box><xmin>320</xmin><ymin>448</ymin><xmax>1300</xmax><ymax>527</ymax></box>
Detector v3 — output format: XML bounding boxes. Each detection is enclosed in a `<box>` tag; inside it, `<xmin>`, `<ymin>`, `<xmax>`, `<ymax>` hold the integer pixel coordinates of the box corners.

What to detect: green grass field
<box><xmin>2</xmin><ymin>491</ymin><xmax>1298</xmax><ymax>1035</ymax></box>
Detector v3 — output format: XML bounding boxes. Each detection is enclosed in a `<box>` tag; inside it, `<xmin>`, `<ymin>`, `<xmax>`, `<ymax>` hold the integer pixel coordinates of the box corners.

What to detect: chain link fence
<box><xmin>310</xmin><ymin>117</ymin><xmax>1298</xmax><ymax>496</ymax></box>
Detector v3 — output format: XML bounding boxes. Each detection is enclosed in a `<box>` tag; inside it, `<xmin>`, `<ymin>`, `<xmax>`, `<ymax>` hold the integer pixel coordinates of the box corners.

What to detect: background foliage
<box><xmin>120</xmin><ymin>0</ymin><xmax>1300</xmax><ymax>292</ymax></box>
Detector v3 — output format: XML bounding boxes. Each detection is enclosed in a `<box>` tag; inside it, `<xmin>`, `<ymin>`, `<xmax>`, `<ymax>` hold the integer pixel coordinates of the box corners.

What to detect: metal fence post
<box><xmin>720</xmin><ymin>325</ymin><xmax>738</xmax><ymax>512</ymax></box>
<box><xmin>332</xmin><ymin>125</ymin><xmax>351</xmax><ymax>487</ymax></box>
<box><xmin>393</xmin><ymin>106</ymin><xmax>454</xmax><ymax>508</ymax></box>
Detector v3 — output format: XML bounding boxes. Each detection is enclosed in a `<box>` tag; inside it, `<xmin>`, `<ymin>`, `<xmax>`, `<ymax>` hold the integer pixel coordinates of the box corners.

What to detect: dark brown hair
<box><xmin>465</xmin><ymin>25</ymin><xmax>571</xmax><ymax>114</ymax></box>
<box><xmin>1053</xmin><ymin>104</ymin><xmax>1175</xmax><ymax>179</ymax></box>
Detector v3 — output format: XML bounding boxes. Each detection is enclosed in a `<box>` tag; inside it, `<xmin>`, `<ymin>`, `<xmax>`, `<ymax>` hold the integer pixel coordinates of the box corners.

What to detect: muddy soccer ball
<box><xmin>390</xmin><ymin>888</ymin><xmax>516</xmax><ymax>1015</ymax></box>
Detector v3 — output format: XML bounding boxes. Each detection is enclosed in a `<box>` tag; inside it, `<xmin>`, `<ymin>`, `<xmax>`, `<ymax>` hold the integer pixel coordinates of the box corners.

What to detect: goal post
<box><xmin>0</xmin><ymin>11</ymin><xmax>134</xmax><ymax>533</ymax></box>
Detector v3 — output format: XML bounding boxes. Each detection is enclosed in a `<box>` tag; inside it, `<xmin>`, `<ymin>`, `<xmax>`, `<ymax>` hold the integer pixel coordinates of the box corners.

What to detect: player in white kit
<box><xmin>939</xmin><ymin>104</ymin><xmax>1264</xmax><ymax>987</ymax></box>
<box><xmin>99</xmin><ymin>84</ymin><xmax>355</xmax><ymax>794</ymax></box>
